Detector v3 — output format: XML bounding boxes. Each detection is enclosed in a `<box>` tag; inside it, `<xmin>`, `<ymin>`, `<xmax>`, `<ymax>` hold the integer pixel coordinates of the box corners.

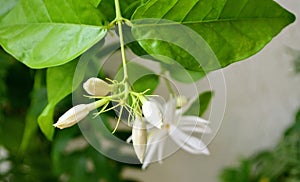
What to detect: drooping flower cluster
<box><xmin>54</xmin><ymin>77</ymin><xmax>146</xmax><ymax>131</ymax></box>
<box><xmin>54</xmin><ymin>77</ymin><xmax>211</xmax><ymax>168</ymax></box>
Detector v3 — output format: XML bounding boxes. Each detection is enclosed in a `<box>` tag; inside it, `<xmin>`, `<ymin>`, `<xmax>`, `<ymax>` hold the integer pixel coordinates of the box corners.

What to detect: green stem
<box><xmin>114</xmin><ymin>0</ymin><xmax>128</xmax><ymax>81</ymax></box>
<box><xmin>87</xmin><ymin>98</ymin><xmax>109</xmax><ymax>111</ymax></box>
<box><xmin>18</xmin><ymin>70</ymin><xmax>44</xmax><ymax>155</ymax></box>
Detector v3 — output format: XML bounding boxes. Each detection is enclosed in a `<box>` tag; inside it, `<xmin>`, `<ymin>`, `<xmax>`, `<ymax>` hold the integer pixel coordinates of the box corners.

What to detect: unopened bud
<box><xmin>142</xmin><ymin>101</ymin><xmax>163</xmax><ymax>128</ymax></box>
<box><xmin>83</xmin><ymin>77</ymin><xmax>112</xmax><ymax>96</ymax></box>
<box><xmin>132</xmin><ymin>117</ymin><xmax>147</xmax><ymax>163</ymax></box>
<box><xmin>176</xmin><ymin>95</ymin><xmax>188</xmax><ymax>108</ymax></box>
<box><xmin>53</xmin><ymin>104</ymin><xmax>90</xmax><ymax>129</ymax></box>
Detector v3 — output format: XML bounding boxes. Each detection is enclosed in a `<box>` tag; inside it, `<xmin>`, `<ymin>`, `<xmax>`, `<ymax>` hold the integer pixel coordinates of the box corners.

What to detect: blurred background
<box><xmin>123</xmin><ymin>0</ymin><xmax>300</xmax><ymax>181</ymax></box>
<box><xmin>1</xmin><ymin>0</ymin><xmax>300</xmax><ymax>182</ymax></box>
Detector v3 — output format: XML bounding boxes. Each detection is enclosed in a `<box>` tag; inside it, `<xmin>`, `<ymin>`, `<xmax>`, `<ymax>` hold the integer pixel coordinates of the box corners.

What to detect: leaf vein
<box><xmin>64</xmin><ymin>0</ymin><xmax>82</xmax><ymax>24</ymax></box>
<box><xmin>236</xmin><ymin>0</ymin><xmax>250</xmax><ymax>18</ymax></box>
<box><xmin>161</xmin><ymin>0</ymin><xmax>180</xmax><ymax>19</ymax></box>
<box><xmin>181</xmin><ymin>0</ymin><xmax>200</xmax><ymax>22</ymax></box>
<box><xmin>40</xmin><ymin>0</ymin><xmax>53</xmax><ymax>22</ymax></box>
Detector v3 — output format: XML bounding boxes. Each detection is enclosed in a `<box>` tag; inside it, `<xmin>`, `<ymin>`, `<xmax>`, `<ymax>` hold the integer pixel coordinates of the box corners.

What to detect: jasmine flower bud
<box><xmin>132</xmin><ymin>117</ymin><xmax>147</xmax><ymax>163</ymax></box>
<box><xmin>53</xmin><ymin>104</ymin><xmax>90</xmax><ymax>129</ymax></box>
<box><xmin>142</xmin><ymin>100</ymin><xmax>163</xmax><ymax>128</ymax></box>
<box><xmin>83</xmin><ymin>77</ymin><xmax>112</xmax><ymax>96</ymax></box>
<box><xmin>176</xmin><ymin>95</ymin><xmax>188</xmax><ymax>108</ymax></box>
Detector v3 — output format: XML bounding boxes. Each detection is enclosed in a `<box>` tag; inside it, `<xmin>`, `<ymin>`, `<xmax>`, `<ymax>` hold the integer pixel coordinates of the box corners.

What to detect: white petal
<box><xmin>169</xmin><ymin>125</ymin><xmax>209</xmax><ymax>155</ymax></box>
<box><xmin>142</xmin><ymin>130</ymin><xmax>167</xmax><ymax>169</ymax></box>
<box><xmin>157</xmin><ymin>139</ymin><xmax>165</xmax><ymax>163</ymax></box>
<box><xmin>142</xmin><ymin>142</ymin><xmax>158</xmax><ymax>169</ymax></box>
<box><xmin>179</xmin><ymin>116</ymin><xmax>211</xmax><ymax>134</ymax></box>
<box><xmin>180</xmin><ymin>116</ymin><xmax>209</xmax><ymax>124</ymax></box>
<box><xmin>180</xmin><ymin>125</ymin><xmax>212</xmax><ymax>134</ymax></box>
<box><xmin>163</xmin><ymin>98</ymin><xmax>176</xmax><ymax>124</ymax></box>
<box><xmin>142</xmin><ymin>101</ymin><xmax>163</xmax><ymax>128</ymax></box>
<box><xmin>142</xmin><ymin>135</ymin><xmax>159</xmax><ymax>169</ymax></box>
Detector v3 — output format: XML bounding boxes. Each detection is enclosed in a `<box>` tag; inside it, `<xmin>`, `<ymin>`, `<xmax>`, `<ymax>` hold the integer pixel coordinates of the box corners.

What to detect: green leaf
<box><xmin>19</xmin><ymin>71</ymin><xmax>47</xmax><ymax>153</ymax></box>
<box><xmin>127</xmin><ymin>62</ymin><xmax>159</xmax><ymax>94</ymax></box>
<box><xmin>115</xmin><ymin>62</ymin><xmax>159</xmax><ymax>94</ymax></box>
<box><xmin>0</xmin><ymin>0</ymin><xmax>18</xmax><ymax>19</ymax></box>
<box><xmin>0</xmin><ymin>0</ymin><xmax>107</xmax><ymax>68</ymax></box>
<box><xmin>133</xmin><ymin>75</ymin><xmax>159</xmax><ymax>94</ymax></box>
<box><xmin>38</xmin><ymin>59</ymin><xmax>85</xmax><ymax>140</ymax></box>
<box><xmin>185</xmin><ymin>91</ymin><xmax>213</xmax><ymax>117</ymax></box>
<box><xmin>122</xmin><ymin>0</ymin><xmax>146</xmax><ymax>20</ymax></box>
<box><xmin>89</xmin><ymin>0</ymin><xmax>101</xmax><ymax>7</ymax></box>
<box><xmin>161</xmin><ymin>63</ymin><xmax>205</xmax><ymax>83</ymax></box>
<box><xmin>132</xmin><ymin>0</ymin><xmax>295</xmax><ymax>72</ymax></box>
<box><xmin>198</xmin><ymin>91</ymin><xmax>213</xmax><ymax>116</ymax></box>
<box><xmin>46</xmin><ymin>60</ymin><xmax>80</xmax><ymax>105</ymax></box>
<box><xmin>97</xmin><ymin>0</ymin><xmax>116</xmax><ymax>22</ymax></box>
<box><xmin>38</xmin><ymin>105</ymin><xmax>55</xmax><ymax>141</ymax></box>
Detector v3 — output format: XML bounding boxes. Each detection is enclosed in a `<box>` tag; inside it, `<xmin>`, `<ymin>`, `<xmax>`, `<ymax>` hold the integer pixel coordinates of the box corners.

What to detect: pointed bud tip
<box><xmin>53</xmin><ymin>122</ymin><xmax>65</xmax><ymax>129</ymax></box>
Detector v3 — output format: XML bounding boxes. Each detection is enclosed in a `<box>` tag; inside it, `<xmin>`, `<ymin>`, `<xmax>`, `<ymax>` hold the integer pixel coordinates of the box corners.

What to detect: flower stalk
<box><xmin>114</xmin><ymin>0</ymin><xmax>128</xmax><ymax>82</ymax></box>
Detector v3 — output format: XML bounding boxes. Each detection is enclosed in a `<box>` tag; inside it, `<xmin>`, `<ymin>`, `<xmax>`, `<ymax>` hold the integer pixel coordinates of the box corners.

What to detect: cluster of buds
<box><xmin>53</xmin><ymin>77</ymin><xmax>151</xmax><ymax>162</ymax></box>
<box><xmin>54</xmin><ymin>77</ymin><xmax>211</xmax><ymax>166</ymax></box>
<box><xmin>53</xmin><ymin>77</ymin><xmax>112</xmax><ymax>129</ymax></box>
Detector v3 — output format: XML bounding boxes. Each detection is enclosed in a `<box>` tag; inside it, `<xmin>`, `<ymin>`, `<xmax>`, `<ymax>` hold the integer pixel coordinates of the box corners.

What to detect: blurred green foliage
<box><xmin>220</xmin><ymin>109</ymin><xmax>300</xmax><ymax>182</ymax></box>
<box><xmin>290</xmin><ymin>48</ymin><xmax>300</xmax><ymax>73</ymax></box>
<box><xmin>0</xmin><ymin>48</ymin><xmax>139</xmax><ymax>182</ymax></box>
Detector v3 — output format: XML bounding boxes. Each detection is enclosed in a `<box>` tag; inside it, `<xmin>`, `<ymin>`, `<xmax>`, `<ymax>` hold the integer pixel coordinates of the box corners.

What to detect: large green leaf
<box><xmin>0</xmin><ymin>0</ymin><xmax>18</xmax><ymax>19</ymax></box>
<box><xmin>0</xmin><ymin>0</ymin><xmax>107</xmax><ymax>68</ymax></box>
<box><xmin>161</xmin><ymin>63</ymin><xmax>205</xmax><ymax>83</ymax></box>
<box><xmin>131</xmin><ymin>0</ymin><xmax>295</xmax><ymax>72</ymax></box>
<box><xmin>38</xmin><ymin>59</ymin><xmax>86</xmax><ymax>140</ymax></box>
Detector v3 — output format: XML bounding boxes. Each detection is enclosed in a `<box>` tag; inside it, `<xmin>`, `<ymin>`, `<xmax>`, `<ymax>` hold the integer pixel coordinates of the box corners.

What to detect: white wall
<box><xmin>123</xmin><ymin>0</ymin><xmax>300</xmax><ymax>181</ymax></box>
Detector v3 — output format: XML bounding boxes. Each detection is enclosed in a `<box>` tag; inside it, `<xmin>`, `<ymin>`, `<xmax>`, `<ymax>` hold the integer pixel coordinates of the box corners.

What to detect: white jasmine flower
<box><xmin>142</xmin><ymin>97</ymin><xmax>211</xmax><ymax>169</ymax></box>
<box><xmin>131</xmin><ymin>117</ymin><xmax>147</xmax><ymax>163</ymax></box>
<box><xmin>83</xmin><ymin>77</ymin><xmax>112</xmax><ymax>96</ymax></box>
<box><xmin>142</xmin><ymin>100</ymin><xmax>163</xmax><ymax>128</ymax></box>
